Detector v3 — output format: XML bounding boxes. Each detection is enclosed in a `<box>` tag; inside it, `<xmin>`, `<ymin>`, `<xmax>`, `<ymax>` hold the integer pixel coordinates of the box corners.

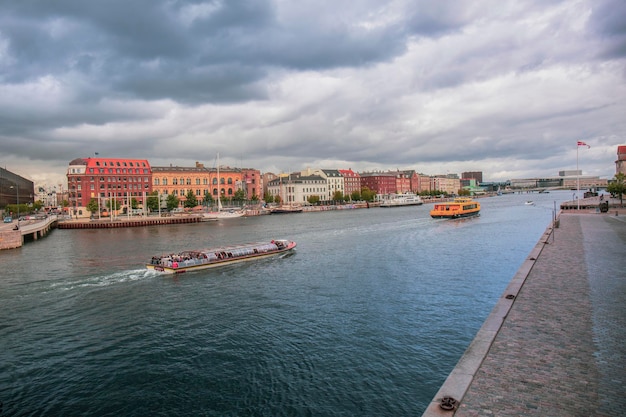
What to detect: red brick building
<box><xmin>338</xmin><ymin>169</ymin><xmax>361</xmax><ymax>198</ymax></box>
<box><xmin>617</xmin><ymin>145</ymin><xmax>626</xmax><ymax>175</ymax></box>
<box><xmin>359</xmin><ymin>172</ymin><xmax>397</xmax><ymax>194</ymax></box>
<box><xmin>67</xmin><ymin>157</ymin><xmax>152</xmax><ymax>215</ymax></box>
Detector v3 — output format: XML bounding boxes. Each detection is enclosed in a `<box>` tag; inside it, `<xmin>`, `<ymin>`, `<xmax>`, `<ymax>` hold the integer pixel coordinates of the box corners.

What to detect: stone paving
<box><xmin>423</xmin><ymin>211</ymin><xmax>626</xmax><ymax>417</ymax></box>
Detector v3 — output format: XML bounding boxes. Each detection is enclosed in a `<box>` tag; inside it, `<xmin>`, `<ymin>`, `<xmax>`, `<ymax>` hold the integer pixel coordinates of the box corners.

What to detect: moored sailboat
<box><xmin>203</xmin><ymin>153</ymin><xmax>244</xmax><ymax>219</ymax></box>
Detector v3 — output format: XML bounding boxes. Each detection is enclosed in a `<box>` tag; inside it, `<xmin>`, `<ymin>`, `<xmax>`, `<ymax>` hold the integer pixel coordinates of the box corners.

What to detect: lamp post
<box><xmin>10</xmin><ymin>184</ymin><xmax>19</xmax><ymax>226</ymax></box>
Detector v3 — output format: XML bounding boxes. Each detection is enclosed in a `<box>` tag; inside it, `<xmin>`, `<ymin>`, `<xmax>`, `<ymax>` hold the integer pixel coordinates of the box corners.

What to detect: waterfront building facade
<box><xmin>262</xmin><ymin>172</ymin><xmax>278</xmax><ymax>197</ymax></box>
<box><xmin>300</xmin><ymin>168</ymin><xmax>344</xmax><ymax>201</ymax></box>
<box><xmin>152</xmin><ymin>162</ymin><xmax>260</xmax><ymax>207</ymax></box>
<box><xmin>462</xmin><ymin>171</ymin><xmax>483</xmax><ymax>184</ymax></box>
<box><xmin>430</xmin><ymin>176</ymin><xmax>462</xmax><ymax>195</ymax></box>
<box><xmin>66</xmin><ymin>157</ymin><xmax>152</xmax><ymax>216</ymax></box>
<box><xmin>266</xmin><ymin>173</ymin><xmax>328</xmax><ymax>204</ymax></box>
<box><xmin>359</xmin><ymin>172</ymin><xmax>397</xmax><ymax>195</ymax></box>
<box><xmin>617</xmin><ymin>145</ymin><xmax>626</xmax><ymax>175</ymax></box>
<box><xmin>391</xmin><ymin>170</ymin><xmax>410</xmax><ymax>194</ymax></box>
<box><xmin>338</xmin><ymin>169</ymin><xmax>361</xmax><ymax>198</ymax></box>
<box><xmin>0</xmin><ymin>167</ymin><xmax>34</xmax><ymax>209</ymax></box>
<box><xmin>397</xmin><ymin>170</ymin><xmax>424</xmax><ymax>193</ymax></box>
<box><xmin>509</xmin><ymin>171</ymin><xmax>608</xmax><ymax>190</ymax></box>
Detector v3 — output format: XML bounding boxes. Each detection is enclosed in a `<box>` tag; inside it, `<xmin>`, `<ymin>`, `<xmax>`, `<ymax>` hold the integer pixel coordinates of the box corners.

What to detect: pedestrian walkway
<box><xmin>422</xmin><ymin>212</ymin><xmax>626</xmax><ymax>416</ymax></box>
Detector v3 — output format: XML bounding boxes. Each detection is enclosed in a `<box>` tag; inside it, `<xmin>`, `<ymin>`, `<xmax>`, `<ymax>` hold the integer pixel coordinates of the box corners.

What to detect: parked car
<box><xmin>3</xmin><ymin>216</ymin><xmax>12</xmax><ymax>223</ymax></box>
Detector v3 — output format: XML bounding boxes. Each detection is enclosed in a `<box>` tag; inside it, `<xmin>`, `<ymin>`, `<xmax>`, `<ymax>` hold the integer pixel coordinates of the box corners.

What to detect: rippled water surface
<box><xmin>0</xmin><ymin>192</ymin><xmax>568</xmax><ymax>416</ymax></box>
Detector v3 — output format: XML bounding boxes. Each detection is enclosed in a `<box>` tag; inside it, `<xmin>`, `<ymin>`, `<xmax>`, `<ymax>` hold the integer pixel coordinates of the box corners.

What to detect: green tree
<box><xmin>166</xmin><ymin>194</ymin><xmax>179</xmax><ymax>211</ymax></box>
<box><xmin>146</xmin><ymin>191</ymin><xmax>160</xmax><ymax>212</ymax></box>
<box><xmin>307</xmin><ymin>195</ymin><xmax>320</xmax><ymax>205</ymax></box>
<box><xmin>263</xmin><ymin>191</ymin><xmax>274</xmax><ymax>204</ymax></box>
<box><xmin>360</xmin><ymin>187</ymin><xmax>376</xmax><ymax>202</ymax></box>
<box><xmin>184</xmin><ymin>190</ymin><xmax>198</xmax><ymax>208</ymax></box>
<box><xmin>332</xmin><ymin>191</ymin><xmax>344</xmax><ymax>202</ymax></box>
<box><xmin>607</xmin><ymin>172</ymin><xmax>625</xmax><ymax>206</ymax></box>
<box><xmin>131</xmin><ymin>197</ymin><xmax>139</xmax><ymax>209</ymax></box>
<box><xmin>203</xmin><ymin>191</ymin><xmax>214</xmax><ymax>207</ymax></box>
<box><xmin>233</xmin><ymin>189</ymin><xmax>246</xmax><ymax>202</ymax></box>
<box><xmin>5</xmin><ymin>204</ymin><xmax>28</xmax><ymax>216</ymax></box>
<box><xmin>351</xmin><ymin>190</ymin><xmax>361</xmax><ymax>201</ymax></box>
<box><xmin>86</xmin><ymin>198</ymin><xmax>99</xmax><ymax>214</ymax></box>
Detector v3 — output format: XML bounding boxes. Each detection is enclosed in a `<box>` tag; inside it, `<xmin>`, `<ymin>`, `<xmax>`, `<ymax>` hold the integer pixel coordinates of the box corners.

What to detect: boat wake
<box><xmin>50</xmin><ymin>269</ymin><xmax>157</xmax><ymax>292</ymax></box>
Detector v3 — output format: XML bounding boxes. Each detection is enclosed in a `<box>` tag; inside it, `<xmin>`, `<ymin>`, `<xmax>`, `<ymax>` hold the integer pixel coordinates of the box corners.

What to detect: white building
<box><xmin>300</xmin><ymin>168</ymin><xmax>345</xmax><ymax>201</ymax></box>
<box><xmin>267</xmin><ymin>173</ymin><xmax>328</xmax><ymax>204</ymax></box>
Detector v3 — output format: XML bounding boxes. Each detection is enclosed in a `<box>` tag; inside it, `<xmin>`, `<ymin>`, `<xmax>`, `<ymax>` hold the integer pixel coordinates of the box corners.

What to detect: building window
<box><xmin>162</xmin><ymin>178</ymin><xmax>167</xmax><ymax>185</ymax></box>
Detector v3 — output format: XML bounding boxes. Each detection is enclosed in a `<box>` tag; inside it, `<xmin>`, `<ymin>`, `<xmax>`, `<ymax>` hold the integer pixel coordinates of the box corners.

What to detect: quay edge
<box><xmin>420</xmin><ymin>217</ymin><xmax>555</xmax><ymax>417</ymax></box>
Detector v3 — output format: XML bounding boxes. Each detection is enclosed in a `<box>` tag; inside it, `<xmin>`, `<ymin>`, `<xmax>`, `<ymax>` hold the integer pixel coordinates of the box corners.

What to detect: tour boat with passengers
<box><xmin>146</xmin><ymin>239</ymin><xmax>297</xmax><ymax>274</ymax></box>
<box><xmin>429</xmin><ymin>197</ymin><xmax>481</xmax><ymax>219</ymax></box>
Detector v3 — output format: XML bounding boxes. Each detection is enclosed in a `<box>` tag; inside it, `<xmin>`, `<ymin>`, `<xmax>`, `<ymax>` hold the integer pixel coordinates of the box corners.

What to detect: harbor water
<box><xmin>0</xmin><ymin>192</ymin><xmax>567</xmax><ymax>416</ymax></box>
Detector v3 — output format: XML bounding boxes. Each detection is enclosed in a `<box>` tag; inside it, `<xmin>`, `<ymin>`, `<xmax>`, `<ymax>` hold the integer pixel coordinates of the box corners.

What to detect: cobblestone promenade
<box><xmin>423</xmin><ymin>212</ymin><xmax>626</xmax><ymax>417</ymax></box>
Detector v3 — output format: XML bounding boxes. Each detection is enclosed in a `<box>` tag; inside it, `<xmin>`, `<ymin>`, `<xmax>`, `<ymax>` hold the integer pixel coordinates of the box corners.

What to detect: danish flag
<box><xmin>577</xmin><ymin>141</ymin><xmax>590</xmax><ymax>148</ymax></box>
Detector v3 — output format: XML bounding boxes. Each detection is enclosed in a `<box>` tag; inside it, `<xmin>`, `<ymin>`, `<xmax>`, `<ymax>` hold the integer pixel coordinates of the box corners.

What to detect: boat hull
<box><xmin>270</xmin><ymin>207</ymin><xmax>303</xmax><ymax>214</ymax></box>
<box><xmin>147</xmin><ymin>240</ymin><xmax>296</xmax><ymax>274</ymax></box>
<box><xmin>203</xmin><ymin>211</ymin><xmax>244</xmax><ymax>220</ymax></box>
<box><xmin>380</xmin><ymin>201</ymin><xmax>423</xmax><ymax>207</ymax></box>
<box><xmin>430</xmin><ymin>210</ymin><xmax>480</xmax><ymax>219</ymax></box>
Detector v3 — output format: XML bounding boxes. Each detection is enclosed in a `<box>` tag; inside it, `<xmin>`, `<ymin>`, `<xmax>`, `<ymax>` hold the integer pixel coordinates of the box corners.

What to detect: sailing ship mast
<box><xmin>217</xmin><ymin>153</ymin><xmax>222</xmax><ymax>212</ymax></box>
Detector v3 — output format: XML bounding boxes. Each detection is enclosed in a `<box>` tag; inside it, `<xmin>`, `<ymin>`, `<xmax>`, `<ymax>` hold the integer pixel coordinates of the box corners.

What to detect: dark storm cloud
<box><xmin>0</xmin><ymin>0</ymin><xmax>624</xmax><ymax>185</ymax></box>
<box><xmin>589</xmin><ymin>0</ymin><xmax>626</xmax><ymax>58</ymax></box>
<box><xmin>0</xmin><ymin>0</ymin><xmax>415</xmax><ymax>105</ymax></box>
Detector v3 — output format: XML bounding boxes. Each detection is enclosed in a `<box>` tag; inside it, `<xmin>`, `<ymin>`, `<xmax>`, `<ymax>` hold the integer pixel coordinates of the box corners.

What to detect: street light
<box><xmin>10</xmin><ymin>184</ymin><xmax>19</xmax><ymax>225</ymax></box>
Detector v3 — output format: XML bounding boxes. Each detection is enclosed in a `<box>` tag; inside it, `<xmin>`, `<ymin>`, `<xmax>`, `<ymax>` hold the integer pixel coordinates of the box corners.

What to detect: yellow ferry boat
<box><xmin>430</xmin><ymin>197</ymin><xmax>481</xmax><ymax>219</ymax></box>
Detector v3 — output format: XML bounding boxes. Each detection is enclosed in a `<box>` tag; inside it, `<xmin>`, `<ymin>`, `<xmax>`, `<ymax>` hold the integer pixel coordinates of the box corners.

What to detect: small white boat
<box><xmin>147</xmin><ymin>239</ymin><xmax>297</xmax><ymax>274</ymax></box>
<box><xmin>203</xmin><ymin>209</ymin><xmax>244</xmax><ymax>220</ymax></box>
<box><xmin>380</xmin><ymin>193</ymin><xmax>423</xmax><ymax>207</ymax></box>
<box><xmin>525</xmin><ymin>201</ymin><xmax>535</xmax><ymax>206</ymax></box>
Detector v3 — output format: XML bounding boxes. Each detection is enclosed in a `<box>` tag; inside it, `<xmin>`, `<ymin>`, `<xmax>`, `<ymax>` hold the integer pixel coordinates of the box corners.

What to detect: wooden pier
<box><xmin>57</xmin><ymin>215</ymin><xmax>206</xmax><ymax>229</ymax></box>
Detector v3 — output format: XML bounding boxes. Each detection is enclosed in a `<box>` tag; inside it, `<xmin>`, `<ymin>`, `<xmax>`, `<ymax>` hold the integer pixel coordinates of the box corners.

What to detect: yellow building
<box><xmin>151</xmin><ymin>162</ymin><xmax>260</xmax><ymax>207</ymax></box>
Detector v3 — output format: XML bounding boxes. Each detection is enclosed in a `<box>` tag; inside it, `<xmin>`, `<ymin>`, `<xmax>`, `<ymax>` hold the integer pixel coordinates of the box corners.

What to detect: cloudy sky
<box><xmin>1</xmin><ymin>0</ymin><xmax>625</xmax><ymax>187</ymax></box>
